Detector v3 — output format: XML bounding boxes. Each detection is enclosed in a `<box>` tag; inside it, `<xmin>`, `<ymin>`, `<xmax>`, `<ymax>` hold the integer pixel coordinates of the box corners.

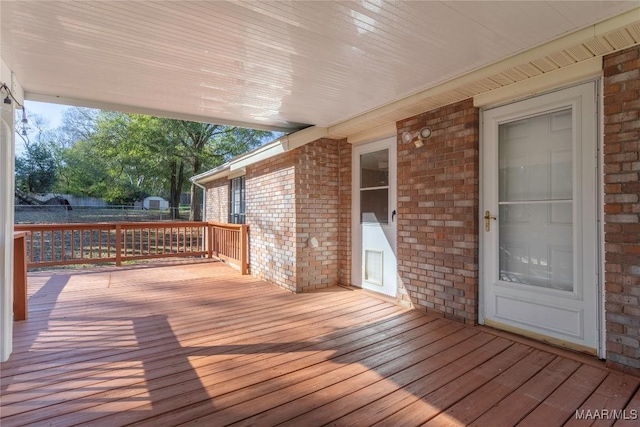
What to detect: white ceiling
<box><xmin>2</xmin><ymin>1</ymin><xmax>639</xmax><ymax>132</ymax></box>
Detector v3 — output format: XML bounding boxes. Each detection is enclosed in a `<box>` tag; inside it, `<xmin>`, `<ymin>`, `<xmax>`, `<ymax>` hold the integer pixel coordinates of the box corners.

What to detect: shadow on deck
<box><xmin>1</xmin><ymin>260</ymin><xmax>639</xmax><ymax>426</ymax></box>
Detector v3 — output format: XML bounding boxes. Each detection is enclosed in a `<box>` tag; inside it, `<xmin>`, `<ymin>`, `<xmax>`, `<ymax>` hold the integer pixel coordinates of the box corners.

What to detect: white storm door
<box><xmin>482</xmin><ymin>82</ymin><xmax>599</xmax><ymax>354</ymax></box>
<box><xmin>353</xmin><ymin>137</ymin><xmax>397</xmax><ymax>297</ymax></box>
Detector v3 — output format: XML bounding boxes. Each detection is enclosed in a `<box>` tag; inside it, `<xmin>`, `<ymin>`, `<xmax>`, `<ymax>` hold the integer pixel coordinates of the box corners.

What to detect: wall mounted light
<box><xmin>401</xmin><ymin>127</ymin><xmax>432</xmax><ymax>148</ymax></box>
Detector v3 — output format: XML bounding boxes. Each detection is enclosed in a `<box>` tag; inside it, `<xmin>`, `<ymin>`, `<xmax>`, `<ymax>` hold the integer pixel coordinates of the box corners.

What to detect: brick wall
<box><xmin>295</xmin><ymin>138</ymin><xmax>341</xmax><ymax>291</ymax></box>
<box><xmin>338</xmin><ymin>139</ymin><xmax>352</xmax><ymax>286</ymax></box>
<box><xmin>603</xmin><ymin>46</ymin><xmax>640</xmax><ymax>375</ymax></box>
<box><xmin>204</xmin><ymin>139</ymin><xmax>346</xmax><ymax>293</ymax></box>
<box><xmin>396</xmin><ymin>98</ymin><xmax>480</xmax><ymax>324</ymax></box>
<box><xmin>246</xmin><ymin>151</ymin><xmax>298</xmax><ymax>292</ymax></box>
<box><xmin>203</xmin><ymin>178</ymin><xmax>229</xmax><ymax>223</ymax></box>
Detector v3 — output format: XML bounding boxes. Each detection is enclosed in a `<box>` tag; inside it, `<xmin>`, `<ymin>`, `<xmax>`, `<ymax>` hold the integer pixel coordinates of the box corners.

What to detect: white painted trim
<box><xmin>478</xmin><ymin>109</ymin><xmax>486</xmax><ymax>325</ymax></box>
<box><xmin>230</xmin><ymin>140</ymin><xmax>288</xmax><ymax>171</ymax></box>
<box><xmin>227</xmin><ymin>168</ymin><xmax>246</xmax><ymax>180</ymax></box>
<box><xmin>473</xmin><ymin>57</ymin><xmax>603</xmax><ymax>107</ymax></box>
<box><xmin>598</xmin><ymin>76</ymin><xmax>607</xmax><ymax>359</ymax></box>
<box><xmin>347</xmin><ymin>123</ymin><xmax>396</xmax><ymax>145</ymax></box>
<box><xmin>27</xmin><ymin>93</ymin><xmax>303</xmax><ymax>133</ymax></box>
<box><xmin>190</xmin><ymin>165</ymin><xmax>231</xmax><ymax>184</ymax></box>
<box><xmin>0</xmin><ymin>58</ymin><xmax>18</xmax><ymax>362</ymax></box>
<box><xmin>286</xmin><ymin>126</ymin><xmax>328</xmax><ymax>150</ymax></box>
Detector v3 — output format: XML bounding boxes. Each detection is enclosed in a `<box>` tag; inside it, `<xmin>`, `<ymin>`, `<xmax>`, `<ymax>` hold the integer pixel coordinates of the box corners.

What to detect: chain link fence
<box><xmin>15</xmin><ymin>205</ymin><xmax>191</xmax><ymax>224</ymax></box>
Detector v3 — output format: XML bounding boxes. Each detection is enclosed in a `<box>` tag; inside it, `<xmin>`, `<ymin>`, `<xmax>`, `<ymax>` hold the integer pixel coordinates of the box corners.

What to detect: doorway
<box><xmin>352</xmin><ymin>137</ymin><xmax>398</xmax><ymax>297</ymax></box>
<box><xmin>481</xmin><ymin>82</ymin><xmax>599</xmax><ymax>354</ymax></box>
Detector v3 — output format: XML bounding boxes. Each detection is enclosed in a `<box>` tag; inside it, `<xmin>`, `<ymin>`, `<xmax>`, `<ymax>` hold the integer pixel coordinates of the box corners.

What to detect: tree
<box><xmin>15</xmin><ymin>143</ymin><xmax>57</xmax><ymax>194</ymax></box>
<box><xmin>179</xmin><ymin>122</ymin><xmax>273</xmax><ymax>220</ymax></box>
<box><xmin>15</xmin><ymin>114</ymin><xmax>58</xmax><ymax>194</ymax></box>
<box><xmin>41</xmin><ymin>107</ymin><xmax>274</xmax><ymax>217</ymax></box>
<box><xmin>54</xmin><ymin>139</ymin><xmax>110</xmax><ymax>198</ymax></box>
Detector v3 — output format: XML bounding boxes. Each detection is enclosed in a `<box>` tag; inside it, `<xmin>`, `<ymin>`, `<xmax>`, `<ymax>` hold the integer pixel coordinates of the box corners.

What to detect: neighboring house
<box><xmin>194</xmin><ymin>45</ymin><xmax>640</xmax><ymax>375</ymax></box>
<box><xmin>143</xmin><ymin>196</ymin><xmax>169</xmax><ymax>210</ymax></box>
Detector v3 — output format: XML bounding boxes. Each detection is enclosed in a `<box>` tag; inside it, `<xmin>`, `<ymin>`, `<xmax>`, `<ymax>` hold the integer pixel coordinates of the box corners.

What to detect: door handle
<box><xmin>392</xmin><ymin>210</ymin><xmax>396</xmax><ymax>222</ymax></box>
<box><xmin>484</xmin><ymin>210</ymin><xmax>497</xmax><ymax>232</ymax></box>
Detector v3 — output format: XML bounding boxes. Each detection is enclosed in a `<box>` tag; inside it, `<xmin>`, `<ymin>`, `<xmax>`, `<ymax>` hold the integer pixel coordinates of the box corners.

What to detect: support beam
<box><xmin>0</xmin><ymin>58</ymin><xmax>20</xmax><ymax>361</ymax></box>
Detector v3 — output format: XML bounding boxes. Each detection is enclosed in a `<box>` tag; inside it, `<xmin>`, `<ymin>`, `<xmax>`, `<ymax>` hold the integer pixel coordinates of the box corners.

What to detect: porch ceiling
<box><xmin>1</xmin><ymin>1</ymin><xmax>639</xmax><ymax>132</ymax></box>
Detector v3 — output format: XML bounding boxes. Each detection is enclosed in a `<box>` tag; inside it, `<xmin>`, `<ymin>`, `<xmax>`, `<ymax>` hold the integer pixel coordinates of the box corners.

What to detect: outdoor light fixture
<box><xmin>401</xmin><ymin>127</ymin><xmax>432</xmax><ymax>148</ymax></box>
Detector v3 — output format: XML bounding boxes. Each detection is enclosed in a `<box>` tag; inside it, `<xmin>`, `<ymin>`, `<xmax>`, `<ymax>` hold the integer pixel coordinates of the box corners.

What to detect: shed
<box><xmin>143</xmin><ymin>196</ymin><xmax>168</xmax><ymax>210</ymax></box>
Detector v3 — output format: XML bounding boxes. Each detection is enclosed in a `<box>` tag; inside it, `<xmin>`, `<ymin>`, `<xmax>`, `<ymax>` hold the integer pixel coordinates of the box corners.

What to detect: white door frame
<box><xmin>352</xmin><ymin>136</ymin><xmax>398</xmax><ymax>297</ymax></box>
<box><xmin>479</xmin><ymin>81</ymin><xmax>602</xmax><ymax>356</ymax></box>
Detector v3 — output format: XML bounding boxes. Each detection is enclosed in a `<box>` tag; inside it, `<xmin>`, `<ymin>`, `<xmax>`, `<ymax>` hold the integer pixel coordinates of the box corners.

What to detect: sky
<box><xmin>24</xmin><ymin>100</ymin><xmax>69</xmax><ymax>128</ymax></box>
<box><xmin>15</xmin><ymin>101</ymin><xmax>70</xmax><ymax>155</ymax></box>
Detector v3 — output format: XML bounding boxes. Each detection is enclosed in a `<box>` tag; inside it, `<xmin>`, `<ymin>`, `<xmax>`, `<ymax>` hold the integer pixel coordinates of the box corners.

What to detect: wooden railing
<box><xmin>209</xmin><ymin>223</ymin><xmax>249</xmax><ymax>275</ymax></box>
<box><xmin>13</xmin><ymin>221</ymin><xmax>249</xmax><ymax>274</ymax></box>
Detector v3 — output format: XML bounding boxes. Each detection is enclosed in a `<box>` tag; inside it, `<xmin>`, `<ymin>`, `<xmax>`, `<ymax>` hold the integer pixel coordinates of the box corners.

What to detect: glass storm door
<box><xmin>353</xmin><ymin>137</ymin><xmax>397</xmax><ymax>297</ymax></box>
<box><xmin>482</xmin><ymin>82</ymin><xmax>599</xmax><ymax>354</ymax></box>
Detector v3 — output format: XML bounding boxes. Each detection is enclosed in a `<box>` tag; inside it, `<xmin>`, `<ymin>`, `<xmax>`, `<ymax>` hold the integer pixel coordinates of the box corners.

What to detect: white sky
<box><xmin>15</xmin><ymin>100</ymin><xmax>70</xmax><ymax>155</ymax></box>
<box><xmin>24</xmin><ymin>100</ymin><xmax>69</xmax><ymax>128</ymax></box>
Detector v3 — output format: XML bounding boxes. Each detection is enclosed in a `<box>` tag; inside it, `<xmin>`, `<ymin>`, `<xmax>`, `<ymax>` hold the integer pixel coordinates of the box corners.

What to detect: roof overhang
<box><xmin>194</xmin><ymin>7</ymin><xmax>640</xmax><ymax>182</ymax></box>
<box><xmin>3</xmin><ymin>1</ymin><xmax>639</xmax><ymax>133</ymax></box>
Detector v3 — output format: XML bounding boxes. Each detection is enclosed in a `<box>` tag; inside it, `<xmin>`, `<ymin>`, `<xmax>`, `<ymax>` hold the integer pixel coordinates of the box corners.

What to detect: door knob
<box><xmin>484</xmin><ymin>210</ymin><xmax>497</xmax><ymax>232</ymax></box>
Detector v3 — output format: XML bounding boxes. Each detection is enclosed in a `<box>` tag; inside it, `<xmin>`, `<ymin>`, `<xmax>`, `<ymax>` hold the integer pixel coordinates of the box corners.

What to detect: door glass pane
<box><xmin>498</xmin><ymin>109</ymin><xmax>574</xmax><ymax>291</ymax></box>
<box><xmin>361</xmin><ymin>150</ymin><xmax>389</xmax><ymax>188</ymax></box>
<box><xmin>361</xmin><ymin>189</ymin><xmax>388</xmax><ymax>223</ymax></box>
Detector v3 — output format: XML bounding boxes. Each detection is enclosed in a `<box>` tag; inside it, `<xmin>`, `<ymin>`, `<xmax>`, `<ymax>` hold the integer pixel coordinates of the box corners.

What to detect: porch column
<box><xmin>0</xmin><ymin>57</ymin><xmax>21</xmax><ymax>362</ymax></box>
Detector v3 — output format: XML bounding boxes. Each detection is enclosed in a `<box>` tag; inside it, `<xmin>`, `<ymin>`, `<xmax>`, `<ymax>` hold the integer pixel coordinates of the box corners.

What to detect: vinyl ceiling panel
<box><xmin>2</xmin><ymin>1</ymin><xmax>639</xmax><ymax>131</ymax></box>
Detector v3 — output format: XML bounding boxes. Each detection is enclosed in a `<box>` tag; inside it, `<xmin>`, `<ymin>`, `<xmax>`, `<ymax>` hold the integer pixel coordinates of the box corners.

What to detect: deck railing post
<box><xmin>115</xmin><ymin>224</ymin><xmax>122</xmax><ymax>266</ymax></box>
<box><xmin>240</xmin><ymin>224</ymin><xmax>248</xmax><ymax>275</ymax></box>
<box><xmin>207</xmin><ymin>223</ymin><xmax>213</xmax><ymax>259</ymax></box>
<box><xmin>13</xmin><ymin>232</ymin><xmax>29</xmax><ymax>321</ymax></box>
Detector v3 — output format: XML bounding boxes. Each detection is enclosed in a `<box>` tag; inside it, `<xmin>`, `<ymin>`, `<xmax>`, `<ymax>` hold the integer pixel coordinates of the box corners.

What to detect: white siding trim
<box><xmin>473</xmin><ymin>57</ymin><xmax>603</xmax><ymax>107</ymax></box>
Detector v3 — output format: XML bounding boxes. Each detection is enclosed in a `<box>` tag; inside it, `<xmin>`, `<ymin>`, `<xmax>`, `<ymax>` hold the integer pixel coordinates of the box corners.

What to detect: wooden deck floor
<box><xmin>1</xmin><ymin>260</ymin><xmax>639</xmax><ymax>426</ymax></box>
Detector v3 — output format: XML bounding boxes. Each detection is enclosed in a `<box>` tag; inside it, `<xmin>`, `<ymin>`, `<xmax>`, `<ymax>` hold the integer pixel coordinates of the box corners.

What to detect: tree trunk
<box><xmin>169</xmin><ymin>160</ymin><xmax>185</xmax><ymax>220</ymax></box>
<box><xmin>189</xmin><ymin>158</ymin><xmax>202</xmax><ymax>221</ymax></box>
<box><xmin>189</xmin><ymin>182</ymin><xmax>201</xmax><ymax>221</ymax></box>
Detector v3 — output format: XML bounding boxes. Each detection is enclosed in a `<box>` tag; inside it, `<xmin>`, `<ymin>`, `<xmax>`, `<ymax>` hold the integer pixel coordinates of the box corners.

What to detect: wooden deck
<box><xmin>1</xmin><ymin>260</ymin><xmax>639</xmax><ymax>426</ymax></box>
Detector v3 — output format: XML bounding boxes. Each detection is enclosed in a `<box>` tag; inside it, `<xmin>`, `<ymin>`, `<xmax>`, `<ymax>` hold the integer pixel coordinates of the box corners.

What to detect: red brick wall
<box><xmin>295</xmin><ymin>138</ymin><xmax>341</xmax><ymax>291</ymax></box>
<box><xmin>338</xmin><ymin>139</ymin><xmax>352</xmax><ymax>286</ymax></box>
<box><xmin>396</xmin><ymin>98</ymin><xmax>480</xmax><ymax>325</ymax></box>
<box><xmin>603</xmin><ymin>46</ymin><xmax>640</xmax><ymax>375</ymax></box>
<box><xmin>246</xmin><ymin>152</ymin><xmax>298</xmax><ymax>292</ymax></box>
<box><xmin>241</xmin><ymin>139</ymin><xmax>346</xmax><ymax>293</ymax></box>
<box><xmin>203</xmin><ymin>178</ymin><xmax>229</xmax><ymax>223</ymax></box>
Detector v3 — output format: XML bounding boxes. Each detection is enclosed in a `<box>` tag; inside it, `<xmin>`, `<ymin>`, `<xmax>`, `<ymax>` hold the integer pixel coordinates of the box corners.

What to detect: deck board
<box><xmin>1</xmin><ymin>261</ymin><xmax>638</xmax><ymax>426</ymax></box>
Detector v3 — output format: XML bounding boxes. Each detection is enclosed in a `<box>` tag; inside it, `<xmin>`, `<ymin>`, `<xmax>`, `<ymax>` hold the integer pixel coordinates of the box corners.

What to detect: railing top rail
<box><xmin>118</xmin><ymin>221</ymin><xmax>206</xmax><ymax>229</ymax></box>
<box><xmin>14</xmin><ymin>221</ymin><xmax>208</xmax><ymax>231</ymax></box>
<box><xmin>208</xmin><ymin>222</ymin><xmax>247</xmax><ymax>231</ymax></box>
<box><xmin>14</xmin><ymin>223</ymin><xmax>117</xmax><ymax>231</ymax></box>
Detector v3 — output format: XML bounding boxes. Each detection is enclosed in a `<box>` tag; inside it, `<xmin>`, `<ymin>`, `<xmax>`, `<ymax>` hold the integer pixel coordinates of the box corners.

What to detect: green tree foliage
<box><xmin>15</xmin><ymin>143</ymin><xmax>57</xmax><ymax>194</ymax></box>
<box><xmin>15</xmin><ymin>114</ymin><xmax>58</xmax><ymax>194</ymax></box>
<box><xmin>178</xmin><ymin>122</ymin><xmax>272</xmax><ymax>220</ymax></box>
<box><xmin>49</xmin><ymin>107</ymin><xmax>273</xmax><ymax>219</ymax></box>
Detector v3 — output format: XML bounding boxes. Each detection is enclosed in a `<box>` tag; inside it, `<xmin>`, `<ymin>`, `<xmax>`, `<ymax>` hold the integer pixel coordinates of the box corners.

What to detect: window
<box><xmin>229</xmin><ymin>176</ymin><xmax>245</xmax><ymax>224</ymax></box>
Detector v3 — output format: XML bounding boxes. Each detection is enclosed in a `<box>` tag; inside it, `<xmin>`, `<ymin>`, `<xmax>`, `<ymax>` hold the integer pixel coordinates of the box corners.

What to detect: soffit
<box><xmin>1</xmin><ymin>1</ymin><xmax>639</xmax><ymax>133</ymax></box>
